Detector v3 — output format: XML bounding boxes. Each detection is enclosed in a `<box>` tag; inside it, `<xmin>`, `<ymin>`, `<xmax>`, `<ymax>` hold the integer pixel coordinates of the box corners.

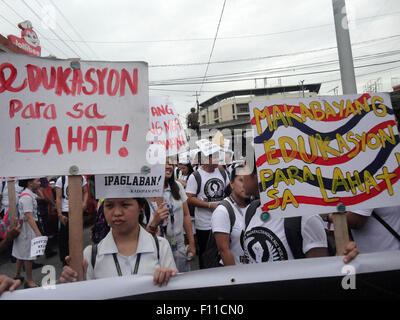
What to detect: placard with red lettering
<box><xmin>0</xmin><ymin>52</ymin><xmax>149</xmax><ymax>177</ymax></box>
<box><xmin>148</xmin><ymin>96</ymin><xmax>188</xmax><ymax>156</ymax></box>
<box><xmin>250</xmin><ymin>92</ymin><xmax>400</xmax><ymax>217</ymax></box>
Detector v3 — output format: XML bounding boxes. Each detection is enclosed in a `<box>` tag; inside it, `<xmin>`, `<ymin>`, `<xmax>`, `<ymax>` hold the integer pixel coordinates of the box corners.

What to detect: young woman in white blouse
<box><xmin>146</xmin><ymin>158</ymin><xmax>196</xmax><ymax>272</ymax></box>
<box><xmin>60</xmin><ymin>197</ymin><xmax>178</xmax><ymax>287</ymax></box>
<box><xmin>211</xmin><ymin>166</ymin><xmax>250</xmax><ymax>266</ymax></box>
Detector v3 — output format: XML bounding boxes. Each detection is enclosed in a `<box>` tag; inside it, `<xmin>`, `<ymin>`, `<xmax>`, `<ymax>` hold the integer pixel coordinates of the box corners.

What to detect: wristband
<box><xmin>208</xmin><ymin>203</ymin><xmax>211</xmax><ymax>209</ymax></box>
<box><xmin>149</xmin><ymin>225</ymin><xmax>157</xmax><ymax>232</ymax></box>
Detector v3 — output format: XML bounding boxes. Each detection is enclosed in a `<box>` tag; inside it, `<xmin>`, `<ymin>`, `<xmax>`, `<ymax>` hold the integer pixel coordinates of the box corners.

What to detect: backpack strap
<box><xmin>245</xmin><ymin>199</ymin><xmax>260</xmax><ymax>230</ymax></box>
<box><xmin>372</xmin><ymin>210</ymin><xmax>400</xmax><ymax>242</ymax></box>
<box><xmin>284</xmin><ymin>216</ymin><xmax>305</xmax><ymax>259</ymax></box>
<box><xmin>91</xmin><ymin>243</ymin><xmax>98</xmax><ymax>270</ymax></box>
<box><xmin>219</xmin><ymin>199</ymin><xmax>236</xmax><ymax>234</ymax></box>
<box><xmin>193</xmin><ymin>171</ymin><xmax>202</xmax><ymax>195</ymax></box>
<box><xmin>152</xmin><ymin>234</ymin><xmax>160</xmax><ymax>260</ymax></box>
<box><xmin>218</xmin><ymin>167</ymin><xmax>227</xmax><ymax>185</ymax></box>
<box><xmin>61</xmin><ymin>176</ymin><xmax>66</xmax><ymax>199</ymax></box>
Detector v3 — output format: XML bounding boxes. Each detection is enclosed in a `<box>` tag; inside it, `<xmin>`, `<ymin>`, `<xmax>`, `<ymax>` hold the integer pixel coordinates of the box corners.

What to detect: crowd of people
<box><xmin>0</xmin><ymin>144</ymin><xmax>399</xmax><ymax>296</ymax></box>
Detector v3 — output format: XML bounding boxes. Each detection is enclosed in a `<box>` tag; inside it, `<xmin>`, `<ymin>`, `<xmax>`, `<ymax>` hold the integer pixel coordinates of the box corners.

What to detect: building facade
<box><xmin>199</xmin><ymin>84</ymin><xmax>321</xmax><ymax>131</ymax></box>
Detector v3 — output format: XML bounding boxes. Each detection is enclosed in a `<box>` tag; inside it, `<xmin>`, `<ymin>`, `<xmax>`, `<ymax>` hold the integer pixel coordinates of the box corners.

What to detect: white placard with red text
<box><xmin>0</xmin><ymin>52</ymin><xmax>149</xmax><ymax>177</ymax></box>
<box><xmin>148</xmin><ymin>96</ymin><xmax>187</xmax><ymax>156</ymax></box>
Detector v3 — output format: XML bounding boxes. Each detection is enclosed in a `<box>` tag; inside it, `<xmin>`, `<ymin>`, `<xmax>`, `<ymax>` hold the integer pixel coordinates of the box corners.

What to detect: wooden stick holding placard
<box><xmin>7</xmin><ymin>180</ymin><xmax>17</xmax><ymax>226</ymax></box>
<box><xmin>68</xmin><ymin>174</ymin><xmax>84</xmax><ymax>281</ymax></box>
<box><xmin>332</xmin><ymin>204</ymin><xmax>350</xmax><ymax>256</ymax></box>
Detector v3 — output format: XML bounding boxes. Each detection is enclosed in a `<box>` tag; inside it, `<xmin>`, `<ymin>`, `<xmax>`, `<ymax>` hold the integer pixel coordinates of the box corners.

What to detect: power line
<box><xmin>48</xmin><ymin>0</ymin><xmax>100</xmax><ymax>60</ymax></box>
<box><xmin>35</xmin><ymin>10</ymin><xmax>400</xmax><ymax>44</ymax></box>
<box><xmin>21</xmin><ymin>0</ymin><xmax>82</xmax><ymax>58</ymax></box>
<box><xmin>0</xmin><ymin>0</ymin><xmax>65</xmax><ymax>57</ymax></box>
<box><xmin>149</xmin><ymin>59</ymin><xmax>400</xmax><ymax>86</ymax></box>
<box><xmin>150</xmin><ymin>49</ymin><xmax>400</xmax><ymax>84</ymax></box>
<box><xmin>199</xmin><ymin>0</ymin><xmax>226</xmax><ymax>95</ymax></box>
<box><xmin>148</xmin><ymin>34</ymin><xmax>400</xmax><ymax>68</ymax></box>
<box><xmin>32</xmin><ymin>0</ymin><xmax>88</xmax><ymax>59</ymax></box>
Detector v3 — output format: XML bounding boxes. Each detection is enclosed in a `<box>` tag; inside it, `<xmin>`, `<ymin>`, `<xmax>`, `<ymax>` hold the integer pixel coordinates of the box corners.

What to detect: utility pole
<box><xmin>332</xmin><ymin>0</ymin><xmax>357</xmax><ymax>94</ymax></box>
<box><xmin>299</xmin><ymin>80</ymin><xmax>305</xmax><ymax>97</ymax></box>
<box><xmin>331</xmin><ymin>0</ymin><xmax>356</xmax><ymax>256</ymax></box>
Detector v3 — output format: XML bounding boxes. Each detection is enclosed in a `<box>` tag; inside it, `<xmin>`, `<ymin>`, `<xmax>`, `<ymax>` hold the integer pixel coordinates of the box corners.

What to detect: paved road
<box><xmin>0</xmin><ymin>224</ymin><xmax>93</xmax><ymax>290</ymax></box>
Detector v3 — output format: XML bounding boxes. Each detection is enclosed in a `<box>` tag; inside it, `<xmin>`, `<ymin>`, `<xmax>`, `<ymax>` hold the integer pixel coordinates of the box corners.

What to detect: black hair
<box><xmin>136</xmin><ymin>198</ymin><xmax>150</xmax><ymax>228</ymax></box>
<box><xmin>18</xmin><ymin>179</ymin><xmax>34</xmax><ymax>189</ymax></box>
<box><xmin>165</xmin><ymin>174</ymin><xmax>181</xmax><ymax>201</ymax></box>
<box><xmin>181</xmin><ymin>163</ymin><xmax>194</xmax><ymax>176</ymax></box>
<box><xmin>224</xmin><ymin>165</ymin><xmax>244</xmax><ymax>197</ymax></box>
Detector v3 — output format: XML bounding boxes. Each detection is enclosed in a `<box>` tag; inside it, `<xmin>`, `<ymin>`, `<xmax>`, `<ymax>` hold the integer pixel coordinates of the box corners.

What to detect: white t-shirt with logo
<box><xmin>55</xmin><ymin>176</ymin><xmax>87</xmax><ymax>212</ymax></box>
<box><xmin>211</xmin><ymin>197</ymin><xmax>247</xmax><ymax>265</ymax></box>
<box><xmin>243</xmin><ymin>207</ymin><xmax>327</xmax><ymax>263</ymax></box>
<box><xmin>186</xmin><ymin>167</ymin><xmax>230</xmax><ymax>230</ymax></box>
<box><xmin>351</xmin><ymin>206</ymin><xmax>400</xmax><ymax>253</ymax></box>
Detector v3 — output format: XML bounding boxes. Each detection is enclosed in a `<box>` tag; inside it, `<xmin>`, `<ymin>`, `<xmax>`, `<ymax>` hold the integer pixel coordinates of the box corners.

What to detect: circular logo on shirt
<box><xmin>204</xmin><ymin>178</ymin><xmax>225</xmax><ymax>201</ymax></box>
<box><xmin>242</xmin><ymin>227</ymin><xmax>288</xmax><ymax>263</ymax></box>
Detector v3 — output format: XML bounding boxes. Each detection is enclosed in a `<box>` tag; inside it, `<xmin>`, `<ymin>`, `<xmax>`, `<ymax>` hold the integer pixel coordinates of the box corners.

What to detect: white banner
<box><xmin>95</xmin><ymin>164</ymin><xmax>165</xmax><ymax>198</ymax></box>
<box><xmin>0</xmin><ymin>52</ymin><xmax>149</xmax><ymax>177</ymax></box>
<box><xmin>250</xmin><ymin>92</ymin><xmax>400</xmax><ymax>217</ymax></box>
<box><xmin>1</xmin><ymin>251</ymin><xmax>399</xmax><ymax>300</ymax></box>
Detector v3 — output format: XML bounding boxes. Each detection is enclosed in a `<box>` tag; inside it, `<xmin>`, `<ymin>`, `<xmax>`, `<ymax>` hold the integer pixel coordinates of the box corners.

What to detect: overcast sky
<box><xmin>1</xmin><ymin>0</ymin><xmax>399</xmax><ymax>123</ymax></box>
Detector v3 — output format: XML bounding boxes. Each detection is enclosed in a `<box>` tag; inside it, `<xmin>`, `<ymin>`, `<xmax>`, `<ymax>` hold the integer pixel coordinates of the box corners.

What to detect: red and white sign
<box><xmin>7</xmin><ymin>21</ymin><xmax>41</xmax><ymax>57</ymax></box>
<box><xmin>148</xmin><ymin>96</ymin><xmax>188</xmax><ymax>157</ymax></box>
<box><xmin>0</xmin><ymin>52</ymin><xmax>149</xmax><ymax>177</ymax></box>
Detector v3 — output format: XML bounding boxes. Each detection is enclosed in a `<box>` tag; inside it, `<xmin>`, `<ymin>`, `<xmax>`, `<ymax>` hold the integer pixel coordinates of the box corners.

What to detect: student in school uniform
<box><xmin>212</xmin><ymin>165</ymin><xmax>250</xmax><ymax>266</ymax></box>
<box><xmin>12</xmin><ymin>178</ymin><xmax>42</xmax><ymax>288</ymax></box>
<box><xmin>146</xmin><ymin>158</ymin><xmax>196</xmax><ymax>272</ymax></box>
<box><xmin>59</xmin><ymin>197</ymin><xmax>178</xmax><ymax>287</ymax></box>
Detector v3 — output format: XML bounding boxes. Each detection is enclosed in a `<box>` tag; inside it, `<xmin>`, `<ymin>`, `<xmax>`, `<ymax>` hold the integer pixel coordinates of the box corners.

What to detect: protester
<box><xmin>55</xmin><ymin>175</ymin><xmax>88</xmax><ymax>266</ymax></box>
<box><xmin>241</xmin><ymin>162</ymin><xmax>359</xmax><ymax>264</ymax></box>
<box><xmin>176</xmin><ymin>162</ymin><xmax>194</xmax><ymax>188</ymax></box>
<box><xmin>36</xmin><ymin>177</ymin><xmax>57</xmax><ymax>258</ymax></box>
<box><xmin>186</xmin><ymin>150</ymin><xmax>230</xmax><ymax>269</ymax></box>
<box><xmin>146</xmin><ymin>158</ymin><xmax>196</xmax><ymax>272</ymax></box>
<box><xmin>176</xmin><ymin>161</ymin><xmax>196</xmax><ymax>245</ymax></box>
<box><xmin>12</xmin><ymin>178</ymin><xmax>42</xmax><ymax>288</ymax></box>
<box><xmin>59</xmin><ymin>197</ymin><xmax>178</xmax><ymax>287</ymax></box>
<box><xmin>187</xmin><ymin>107</ymin><xmax>199</xmax><ymax>133</ymax></box>
<box><xmin>0</xmin><ymin>221</ymin><xmax>21</xmax><ymax>295</ymax></box>
<box><xmin>212</xmin><ymin>165</ymin><xmax>250</xmax><ymax>266</ymax></box>
<box><xmin>0</xmin><ymin>180</ymin><xmax>23</xmax><ymax>218</ymax></box>
<box><xmin>344</xmin><ymin>206</ymin><xmax>400</xmax><ymax>253</ymax></box>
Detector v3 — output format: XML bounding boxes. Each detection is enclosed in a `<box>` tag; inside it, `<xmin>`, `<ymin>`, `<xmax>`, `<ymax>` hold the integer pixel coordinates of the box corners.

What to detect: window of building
<box><xmin>214</xmin><ymin>109</ymin><xmax>219</xmax><ymax>121</ymax></box>
<box><xmin>236</xmin><ymin>103</ymin><xmax>249</xmax><ymax>113</ymax></box>
<box><xmin>202</xmin><ymin>115</ymin><xmax>206</xmax><ymax>124</ymax></box>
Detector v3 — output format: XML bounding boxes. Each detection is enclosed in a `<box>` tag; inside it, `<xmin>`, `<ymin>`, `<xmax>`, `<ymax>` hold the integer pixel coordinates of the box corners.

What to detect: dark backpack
<box><xmin>61</xmin><ymin>175</ymin><xmax>84</xmax><ymax>199</ymax></box>
<box><xmin>244</xmin><ymin>199</ymin><xmax>336</xmax><ymax>259</ymax></box>
<box><xmin>201</xmin><ymin>199</ymin><xmax>236</xmax><ymax>269</ymax></box>
<box><xmin>192</xmin><ymin>167</ymin><xmax>228</xmax><ymax>196</ymax></box>
<box><xmin>91</xmin><ymin>201</ymin><xmax>109</xmax><ymax>244</ymax></box>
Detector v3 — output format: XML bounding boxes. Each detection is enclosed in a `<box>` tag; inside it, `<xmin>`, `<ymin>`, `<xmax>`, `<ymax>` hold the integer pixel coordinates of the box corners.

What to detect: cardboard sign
<box><xmin>148</xmin><ymin>96</ymin><xmax>188</xmax><ymax>156</ymax></box>
<box><xmin>250</xmin><ymin>92</ymin><xmax>400</xmax><ymax>217</ymax></box>
<box><xmin>195</xmin><ymin>139</ymin><xmax>220</xmax><ymax>157</ymax></box>
<box><xmin>95</xmin><ymin>164</ymin><xmax>165</xmax><ymax>198</ymax></box>
<box><xmin>0</xmin><ymin>52</ymin><xmax>149</xmax><ymax>177</ymax></box>
<box><xmin>30</xmin><ymin>236</ymin><xmax>48</xmax><ymax>257</ymax></box>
